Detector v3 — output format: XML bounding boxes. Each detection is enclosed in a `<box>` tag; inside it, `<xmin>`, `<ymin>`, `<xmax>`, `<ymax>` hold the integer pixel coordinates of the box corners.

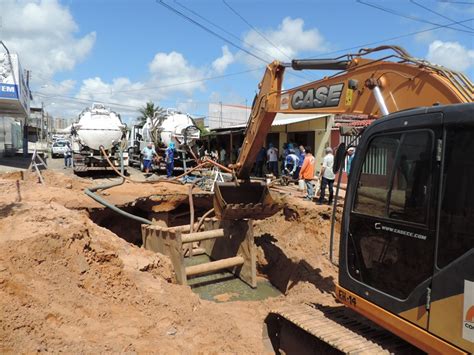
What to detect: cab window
<box><xmin>353</xmin><ymin>134</ymin><xmax>399</xmax><ymax>217</ymax></box>
<box><xmin>437</xmin><ymin>128</ymin><xmax>474</xmax><ymax>268</ymax></box>
<box><xmin>354</xmin><ymin>131</ymin><xmax>432</xmax><ymax>224</ymax></box>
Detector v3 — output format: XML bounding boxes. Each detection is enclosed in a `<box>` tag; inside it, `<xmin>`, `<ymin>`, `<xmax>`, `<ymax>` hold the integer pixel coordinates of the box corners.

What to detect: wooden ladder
<box><xmin>141</xmin><ymin>218</ymin><xmax>257</xmax><ymax>288</ymax></box>
<box><xmin>28</xmin><ymin>149</ymin><xmax>47</xmax><ymax>184</ymax></box>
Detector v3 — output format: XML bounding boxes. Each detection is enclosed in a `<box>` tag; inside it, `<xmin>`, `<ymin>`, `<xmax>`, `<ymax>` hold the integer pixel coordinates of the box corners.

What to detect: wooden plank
<box><xmin>172</xmin><ymin>223</ymin><xmax>200</xmax><ymax>233</ymax></box>
<box><xmin>181</xmin><ymin>229</ymin><xmax>225</xmax><ymax>243</ymax></box>
<box><xmin>141</xmin><ymin>225</ymin><xmax>187</xmax><ymax>285</ymax></box>
<box><xmin>233</xmin><ymin>219</ymin><xmax>257</xmax><ymax>288</ymax></box>
<box><xmin>185</xmin><ymin>256</ymin><xmax>244</xmax><ymax>276</ymax></box>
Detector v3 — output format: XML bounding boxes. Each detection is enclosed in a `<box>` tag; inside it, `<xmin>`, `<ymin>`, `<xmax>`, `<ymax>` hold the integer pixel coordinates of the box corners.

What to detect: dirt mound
<box><xmin>0</xmin><ymin>201</ymin><xmax>269</xmax><ymax>353</ymax></box>
<box><xmin>0</xmin><ymin>170</ymin><xmax>192</xmax><ymax>211</ymax></box>
<box><xmin>0</xmin><ymin>170</ymin><xmax>342</xmax><ymax>352</ymax></box>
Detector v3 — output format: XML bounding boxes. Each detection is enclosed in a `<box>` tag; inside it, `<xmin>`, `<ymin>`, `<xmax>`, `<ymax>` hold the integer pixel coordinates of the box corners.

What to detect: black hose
<box><xmin>84</xmin><ymin>148</ymin><xmax>153</xmax><ymax>225</ymax></box>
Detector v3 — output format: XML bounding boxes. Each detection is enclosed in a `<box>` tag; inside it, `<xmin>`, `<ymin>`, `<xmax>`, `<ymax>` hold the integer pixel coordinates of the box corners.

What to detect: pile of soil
<box><xmin>0</xmin><ymin>170</ymin><xmax>341</xmax><ymax>352</ymax></box>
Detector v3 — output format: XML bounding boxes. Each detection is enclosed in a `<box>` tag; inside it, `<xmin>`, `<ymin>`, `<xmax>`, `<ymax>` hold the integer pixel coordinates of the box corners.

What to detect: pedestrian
<box><xmin>219</xmin><ymin>146</ymin><xmax>227</xmax><ymax>165</ymax></box>
<box><xmin>318</xmin><ymin>147</ymin><xmax>336</xmax><ymax>205</ymax></box>
<box><xmin>64</xmin><ymin>142</ymin><xmax>72</xmax><ymax>168</ymax></box>
<box><xmin>284</xmin><ymin>152</ymin><xmax>300</xmax><ymax>179</ymax></box>
<box><xmin>346</xmin><ymin>147</ymin><xmax>356</xmax><ymax>176</ymax></box>
<box><xmin>281</xmin><ymin>143</ymin><xmax>289</xmax><ymax>174</ymax></box>
<box><xmin>165</xmin><ymin>142</ymin><xmax>175</xmax><ymax>178</ymax></box>
<box><xmin>255</xmin><ymin>146</ymin><xmax>266</xmax><ymax>177</ymax></box>
<box><xmin>141</xmin><ymin>142</ymin><xmax>157</xmax><ymax>174</ymax></box>
<box><xmin>299</xmin><ymin>146</ymin><xmax>315</xmax><ymax>201</ymax></box>
<box><xmin>198</xmin><ymin>142</ymin><xmax>205</xmax><ymax>159</ymax></box>
<box><xmin>267</xmin><ymin>143</ymin><xmax>279</xmax><ymax>177</ymax></box>
<box><xmin>295</xmin><ymin>145</ymin><xmax>305</xmax><ymax>178</ymax></box>
<box><xmin>211</xmin><ymin>147</ymin><xmax>219</xmax><ymax>161</ymax></box>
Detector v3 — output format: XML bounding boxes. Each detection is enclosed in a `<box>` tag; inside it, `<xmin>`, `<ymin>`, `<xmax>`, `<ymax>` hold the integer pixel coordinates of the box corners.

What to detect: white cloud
<box><xmin>66</xmin><ymin>50</ymin><xmax>214</xmax><ymax>120</ymax></box>
<box><xmin>148</xmin><ymin>51</ymin><xmax>206</xmax><ymax>95</ymax></box>
<box><xmin>427</xmin><ymin>40</ymin><xmax>474</xmax><ymax>72</ymax></box>
<box><xmin>240</xmin><ymin>17</ymin><xmax>327</xmax><ymax>67</ymax></box>
<box><xmin>1</xmin><ymin>0</ymin><xmax>96</xmax><ymax>82</ymax></box>
<box><xmin>212</xmin><ymin>46</ymin><xmax>234</xmax><ymax>74</ymax></box>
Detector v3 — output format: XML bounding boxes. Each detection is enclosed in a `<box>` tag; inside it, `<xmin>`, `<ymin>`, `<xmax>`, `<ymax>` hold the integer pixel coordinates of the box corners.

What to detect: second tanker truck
<box><xmin>71</xmin><ymin>103</ymin><xmax>128</xmax><ymax>174</ymax></box>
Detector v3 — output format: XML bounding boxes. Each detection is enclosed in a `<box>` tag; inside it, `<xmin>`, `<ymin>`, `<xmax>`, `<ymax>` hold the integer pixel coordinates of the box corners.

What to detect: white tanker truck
<box><xmin>71</xmin><ymin>103</ymin><xmax>128</xmax><ymax>173</ymax></box>
<box><xmin>128</xmin><ymin>109</ymin><xmax>200</xmax><ymax>172</ymax></box>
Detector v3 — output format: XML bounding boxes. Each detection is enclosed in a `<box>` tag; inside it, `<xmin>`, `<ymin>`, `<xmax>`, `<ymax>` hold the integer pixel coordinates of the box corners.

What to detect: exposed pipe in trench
<box><xmin>84</xmin><ymin>147</ymin><xmax>153</xmax><ymax>225</ymax></box>
<box><xmin>85</xmin><ymin>146</ymin><xmax>222</xmax><ymax>227</ymax></box>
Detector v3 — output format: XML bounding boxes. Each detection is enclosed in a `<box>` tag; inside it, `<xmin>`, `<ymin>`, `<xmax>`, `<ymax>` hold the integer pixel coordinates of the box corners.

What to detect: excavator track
<box><xmin>264</xmin><ymin>303</ymin><xmax>424</xmax><ymax>354</ymax></box>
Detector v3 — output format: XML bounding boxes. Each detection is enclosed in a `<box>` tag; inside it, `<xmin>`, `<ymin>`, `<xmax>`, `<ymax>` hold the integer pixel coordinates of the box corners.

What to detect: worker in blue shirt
<box><xmin>165</xmin><ymin>142</ymin><xmax>175</xmax><ymax>178</ymax></box>
<box><xmin>346</xmin><ymin>147</ymin><xmax>356</xmax><ymax>176</ymax></box>
<box><xmin>294</xmin><ymin>145</ymin><xmax>305</xmax><ymax>179</ymax></box>
<box><xmin>141</xmin><ymin>142</ymin><xmax>157</xmax><ymax>174</ymax></box>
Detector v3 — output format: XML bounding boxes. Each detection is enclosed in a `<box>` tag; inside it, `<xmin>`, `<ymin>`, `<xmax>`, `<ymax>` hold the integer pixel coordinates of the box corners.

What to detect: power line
<box><xmin>173</xmin><ymin>0</ymin><xmax>274</xmax><ymax>63</ymax></box>
<box><xmin>439</xmin><ymin>0</ymin><xmax>474</xmax><ymax>4</ymax></box>
<box><xmin>305</xmin><ymin>17</ymin><xmax>474</xmax><ymax>59</ymax></box>
<box><xmin>357</xmin><ymin>0</ymin><xmax>474</xmax><ymax>34</ymax></box>
<box><xmin>34</xmin><ymin>92</ymin><xmax>142</xmax><ymax>110</ymax></box>
<box><xmin>156</xmin><ymin>0</ymin><xmax>269</xmax><ymax>64</ymax></box>
<box><xmin>410</xmin><ymin>0</ymin><xmax>473</xmax><ymax>31</ymax></box>
<box><xmin>157</xmin><ymin>0</ymin><xmax>310</xmax><ymax>83</ymax></box>
<box><xmin>65</xmin><ymin>68</ymin><xmax>261</xmax><ymax>96</ymax></box>
<box><xmin>221</xmin><ymin>0</ymin><xmax>292</xmax><ymax>61</ymax></box>
<box><xmin>220</xmin><ymin>0</ymin><xmax>314</xmax><ymax>82</ymax></box>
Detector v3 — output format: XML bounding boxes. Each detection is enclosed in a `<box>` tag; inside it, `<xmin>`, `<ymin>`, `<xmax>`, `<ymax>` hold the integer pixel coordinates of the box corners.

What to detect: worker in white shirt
<box><xmin>318</xmin><ymin>147</ymin><xmax>335</xmax><ymax>205</ymax></box>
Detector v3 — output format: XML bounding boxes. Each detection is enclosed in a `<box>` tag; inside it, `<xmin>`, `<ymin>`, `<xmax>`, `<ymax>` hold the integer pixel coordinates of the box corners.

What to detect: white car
<box><xmin>51</xmin><ymin>140</ymin><xmax>69</xmax><ymax>158</ymax></box>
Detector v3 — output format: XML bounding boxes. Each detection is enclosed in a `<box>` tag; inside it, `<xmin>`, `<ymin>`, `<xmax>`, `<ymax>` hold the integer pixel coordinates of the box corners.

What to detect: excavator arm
<box><xmin>214</xmin><ymin>45</ymin><xmax>473</xmax><ymax>220</ymax></box>
<box><xmin>235</xmin><ymin>45</ymin><xmax>472</xmax><ymax>179</ymax></box>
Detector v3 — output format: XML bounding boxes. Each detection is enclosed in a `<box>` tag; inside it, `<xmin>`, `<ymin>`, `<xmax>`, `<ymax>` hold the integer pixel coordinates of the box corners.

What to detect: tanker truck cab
<box><xmin>338</xmin><ymin>103</ymin><xmax>474</xmax><ymax>353</ymax></box>
<box><xmin>72</xmin><ymin>103</ymin><xmax>128</xmax><ymax>173</ymax></box>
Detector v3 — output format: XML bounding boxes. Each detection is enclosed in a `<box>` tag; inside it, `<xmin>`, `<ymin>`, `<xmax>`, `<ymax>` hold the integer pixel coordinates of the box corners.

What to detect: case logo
<box><xmin>463</xmin><ymin>280</ymin><xmax>474</xmax><ymax>342</ymax></box>
<box><xmin>291</xmin><ymin>83</ymin><xmax>344</xmax><ymax>109</ymax></box>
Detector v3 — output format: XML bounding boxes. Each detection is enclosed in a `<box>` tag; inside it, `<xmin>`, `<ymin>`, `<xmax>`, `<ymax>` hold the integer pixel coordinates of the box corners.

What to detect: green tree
<box><xmin>196</xmin><ymin>120</ymin><xmax>211</xmax><ymax>137</ymax></box>
<box><xmin>137</xmin><ymin>101</ymin><xmax>166</xmax><ymax>124</ymax></box>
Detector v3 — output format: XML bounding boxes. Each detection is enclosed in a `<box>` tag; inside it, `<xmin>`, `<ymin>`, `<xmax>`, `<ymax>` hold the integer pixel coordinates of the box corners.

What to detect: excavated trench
<box><xmin>86</xmin><ymin>194</ymin><xmax>283</xmax><ymax>302</ymax></box>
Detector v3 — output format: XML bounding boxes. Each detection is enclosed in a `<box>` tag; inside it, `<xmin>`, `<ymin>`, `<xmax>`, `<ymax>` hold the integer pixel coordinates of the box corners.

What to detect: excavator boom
<box><xmin>214</xmin><ymin>45</ymin><xmax>473</xmax><ymax>220</ymax></box>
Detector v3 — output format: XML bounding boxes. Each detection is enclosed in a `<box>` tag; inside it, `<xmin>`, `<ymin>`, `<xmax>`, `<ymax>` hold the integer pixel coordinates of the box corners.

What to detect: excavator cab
<box><xmin>213</xmin><ymin>181</ymin><xmax>282</xmax><ymax>220</ymax></box>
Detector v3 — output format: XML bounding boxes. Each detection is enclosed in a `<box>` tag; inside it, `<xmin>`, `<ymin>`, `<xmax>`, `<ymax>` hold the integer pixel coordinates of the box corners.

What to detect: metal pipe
<box><xmin>372</xmin><ymin>85</ymin><xmax>389</xmax><ymax>116</ymax></box>
<box><xmin>291</xmin><ymin>59</ymin><xmax>350</xmax><ymax>71</ymax></box>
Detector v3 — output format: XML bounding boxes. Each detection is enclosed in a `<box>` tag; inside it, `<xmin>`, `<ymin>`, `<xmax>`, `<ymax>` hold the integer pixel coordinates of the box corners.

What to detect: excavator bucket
<box><xmin>213</xmin><ymin>181</ymin><xmax>282</xmax><ymax>220</ymax></box>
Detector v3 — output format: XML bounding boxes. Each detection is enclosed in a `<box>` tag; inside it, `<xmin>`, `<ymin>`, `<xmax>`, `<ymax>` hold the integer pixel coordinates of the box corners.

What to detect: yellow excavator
<box><xmin>213</xmin><ymin>46</ymin><xmax>473</xmax><ymax>353</ymax></box>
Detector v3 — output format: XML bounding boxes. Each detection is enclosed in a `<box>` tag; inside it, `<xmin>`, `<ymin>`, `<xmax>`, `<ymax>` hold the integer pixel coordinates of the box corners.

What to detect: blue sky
<box><xmin>2</xmin><ymin>0</ymin><xmax>473</xmax><ymax>122</ymax></box>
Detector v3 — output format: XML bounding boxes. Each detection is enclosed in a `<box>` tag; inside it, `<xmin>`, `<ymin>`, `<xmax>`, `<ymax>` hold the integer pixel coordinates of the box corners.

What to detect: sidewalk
<box><xmin>0</xmin><ymin>152</ymin><xmax>49</xmax><ymax>173</ymax></box>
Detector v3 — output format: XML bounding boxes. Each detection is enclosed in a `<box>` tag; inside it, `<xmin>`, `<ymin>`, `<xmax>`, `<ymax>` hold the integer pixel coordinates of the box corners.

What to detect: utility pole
<box><xmin>41</xmin><ymin>102</ymin><xmax>45</xmax><ymax>147</ymax></box>
<box><xmin>219</xmin><ymin>101</ymin><xmax>223</xmax><ymax>128</ymax></box>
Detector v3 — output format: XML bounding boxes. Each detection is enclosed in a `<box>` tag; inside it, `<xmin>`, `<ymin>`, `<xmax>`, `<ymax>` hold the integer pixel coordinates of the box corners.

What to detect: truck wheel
<box><xmin>140</xmin><ymin>160</ymin><xmax>144</xmax><ymax>172</ymax></box>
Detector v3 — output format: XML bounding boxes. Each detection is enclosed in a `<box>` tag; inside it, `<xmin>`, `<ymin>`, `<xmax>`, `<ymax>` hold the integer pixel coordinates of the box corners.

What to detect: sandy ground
<box><xmin>0</xmin><ymin>168</ymin><xmax>341</xmax><ymax>353</ymax></box>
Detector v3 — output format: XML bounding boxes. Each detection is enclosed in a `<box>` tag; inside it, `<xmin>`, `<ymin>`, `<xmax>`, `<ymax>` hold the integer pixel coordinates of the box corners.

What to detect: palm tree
<box><xmin>137</xmin><ymin>101</ymin><xmax>166</xmax><ymax>125</ymax></box>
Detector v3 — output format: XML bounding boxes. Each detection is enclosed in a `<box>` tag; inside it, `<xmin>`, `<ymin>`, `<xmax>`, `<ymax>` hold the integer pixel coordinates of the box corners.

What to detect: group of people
<box><xmin>303</xmin><ymin>145</ymin><xmax>356</xmax><ymax>205</ymax></box>
<box><xmin>255</xmin><ymin>142</ymin><xmax>306</xmax><ymax>179</ymax></box>
<box><xmin>255</xmin><ymin>142</ymin><xmax>356</xmax><ymax>205</ymax></box>
<box><xmin>197</xmin><ymin>144</ymin><xmax>240</xmax><ymax>166</ymax></box>
<box><xmin>141</xmin><ymin>142</ymin><xmax>175</xmax><ymax>178</ymax></box>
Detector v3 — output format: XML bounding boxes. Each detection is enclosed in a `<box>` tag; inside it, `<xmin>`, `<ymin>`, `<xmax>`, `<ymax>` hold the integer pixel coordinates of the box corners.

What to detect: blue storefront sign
<box><xmin>0</xmin><ymin>84</ymin><xmax>19</xmax><ymax>99</ymax></box>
